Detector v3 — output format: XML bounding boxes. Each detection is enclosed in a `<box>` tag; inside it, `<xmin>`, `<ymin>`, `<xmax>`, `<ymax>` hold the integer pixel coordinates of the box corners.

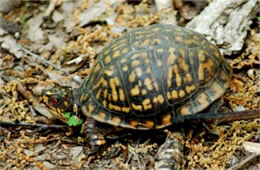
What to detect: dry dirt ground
<box><xmin>0</xmin><ymin>0</ymin><xmax>259</xmax><ymax>169</ymax></box>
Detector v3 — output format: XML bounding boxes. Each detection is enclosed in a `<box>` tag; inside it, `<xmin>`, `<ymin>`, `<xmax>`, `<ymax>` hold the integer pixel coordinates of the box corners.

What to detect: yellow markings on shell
<box><xmin>201</xmin><ymin>40</ymin><xmax>207</xmax><ymax>45</ymax></box>
<box><xmin>179</xmin><ymin>49</ymin><xmax>185</xmax><ymax>58</ymax></box>
<box><xmin>198</xmin><ymin>50</ymin><xmax>207</xmax><ymax>62</ymax></box>
<box><xmin>88</xmin><ymin>104</ymin><xmax>94</xmax><ymax>114</ymax></box>
<box><xmin>143</xmin><ymin>120</ymin><xmax>154</xmax><ymax>128</ymax></box>
<box><xmin>211</xmin><ymin>81</ymin><xmax>223</xmax><ymax>94</ymax></box>
<box><xmin>120</xmin><ymin>58</ymin><xmax>127</xmax><ymax>64</ymax></box>
<box><xmin>183</xmin><ymin>39</ymin><xmax>193</xmax><ymax>45</ymax></box>
<box><xmin>197</xmin><ymin>93</ymin><xmax>208</xmax><ymax>107</ymax></box>
<box><xmin>173</xmin><ymin>65</ymin><xmax>181</xmax><ymax>87</ymax></box>
<box><xmin>93</xmin><ymin>64</ymin><xmax>101</xmax><ymax>73</ymax></box>
<box><xmin>214</xmin><ymin>51</ymin><xmax>222</xmax><ymax>61</ymax></box>
<box><xmin>178</xmin><ymin>57</ymin><xmax>188</xmax><ymax>71</ymax></box>
<box><xmin>145</xmin><ymin>58</ymin><xmax>150</xmax><ymax>64</ymax></box>
<box><xmin>157</xmin><ymin>60</ymin><xmax>162</xmax><ymax>67</ymax></box>
<box><xmin>167</xmin><ymin>67</ymin><xmax>173</xmax><ymax>87</ymax></box>
<box><xmin>112</xmin><ymin>116</ymin><xmax>121</xmax><ymax>126</ymax></box>
<box><xmin>154</xmin><ymin>81</ymin><xmax>160</xmax><ymax>91</ymax></box>
<box><xmin>135</xmin><ymin>68</ymin><xmax>142</xmax><ymax>77</ymax></box>
<box><xmin>109</xmin><ymin>77</ymin><xmax>120</xmax><ymax>102</ymax></box>
<box><xmin>171</xmin><ymin>90</ymin><xmax>178</xmax><ymax>99</ymax></box>
<box><xmin>109</xmin><ymin>103</ymin><xmax>121</xmax><ymax>111</ymax></box>
<box><xmin>209</xmin><ymin>44</ymin><xmax>216</xmax><ymax>49</ymax></box>
<box><xmin>104</xmin><ymin>49</ymin><xmax>110</xmax><ymax>55</ymax></box>
<box><xmin>84</xmin><ymin>94</ymin><xmax>89</xmax><ymax>101</ymax></box>
<box><xmin>220</xmin><ymin>71</ymin><xmax>230</xmax><ymax>84</ymax></box>
<box><xmin>162</xmin><ymin>113</ymin><xmax>172</xmax><ymax>125</ymax></box>
<box><xmin>104</xmin><ymin>56</ymin><xmax>111</xmax><ymax>64</ymax></box>
<box><xmin>131</xmin><ymin>60</ymin><xmax>140</xmax><ymax>68</ymax></box>
<box><xmin>98</xmin><ymin>111</ymin><xmax>106</xmax><ymax>120</ymax></box>
<box><xmin>96</xmin><ymin>89</ymin><xmax>102</xmax><ymax>100</ymax></box>
<box><xmin>175</xmin><ymin>36</ymin><xmax>183</xmax><ymax>42</ymax></box>
<box><xmin>204</xmin><ymin>57</ymin><xmax>214</xmax><ymax>71</ymax></box>
<box><xmin>185</xmin><ymin>84</ymin><xmax>196</xmax><ymax>94</ymax></box>
<box><xmin>119</xmin><ymin>88</ymin><xmax>125</xmax><ymax>101</ymax></box>
<box><xmin>152</xmin><ymin>27</ymin><xmax>160</xmax><ymax>32</ymax></box>
<box><xmin>192</xmin><ymin>35</ymin><xmax>199</xmax><ymax>41</ymax></box>
<box><xmin>153</xmin><ymin>95</ymin><xmax>164</xmax><ymax>104</ymax></box>
<box><xmin>199</xmin><ymin>58</ymin><xmax>214</xmax><ymax>81</ymax></box>
<box><xmin>133</xmin><ymin>41</ymin><xmax>139</xmax><ymax>47</ymax></box>
<box><xmin>93</xmin><ymin>77</ymin><xmax>108</xmax><ymax>89</ymax></box>
<box><xmin>198</xmin><ymin>65</ymin><xmax>204</xmax><ymax>81</ymax></box>
<box><xmin>131</xmin><ymin>54</ymin><xmax>139</xmax><ymax>60</ymax></box>
<box><xmin>129</xmin><ymin>71</ymin><xmax>136</xmax><ymax>83</ymax></box>
<box><xmin>80</xmin><ymin>95</ymin><xmax>84</xmax><ymax>103</ymax></box>
<box><xmin>104</xmin><ymin>69</ymin><xmax>113</xmax><ymax>76</ymax></box>
<box><xmin>104</xmin><ymin>89</ymin><xmax>108</xmax><ymax>98</ymax></box>
<box><xmin>102</xmin><ymin>100</ymin><xmax>107</xmax><ymax>107</ymax></box>
<box><xmin>153</xmin><ymin>38</ymin><xmax>161</xmax><ymax>44</ymax></box>
<box><xmin>122</xmin><ymin>48</ymin><xmax>128</xmax><ymax>54</ymax></box>
<box><xmin>138</xmin><ymin>80</ymin><xmax>142</xmax><ymax>87</ymax></box>
<box><xmin>142</xmin><ymin>98</ymin><xmax>152</xmax><ymax>110</ymax></box>
<box><xmin>167</xmin><ymin>92</ymin><xmax>171</xmax><ymax>99</ymax></box>
<box><xmin>184</xmin><ymin>73</ymin><xmax>192</xmax><ymax>83</ymax></box>
<box><xmin>146</xmin><ymin>67</ymin><xmax>151</xmax><ymax>73</ymax></box>
<box><xmin>112</xmin><ymin>40</ymin><xmax>126</xmax><ymax>49</ymax></box>
<box><xmin>132</xmin><ymin>103</ymin><xmax>142</xmax><ymax>111</ymax></box>
<box><xmin>144</xmin><ymin>77</ymin><xmax>153</xmax><ymax>91</ymax></box>
<box><xmin>113</xmin><ymin>50</ymin><xmax>120</xmax><ymax>58</ymax></box>
<box><xmin>167</xmin><ymin>48</ymin><xmax>177</xmax><ymax>64</ymax></box>
<box><xmin>122</xmin><ymin>107</ymin><xmax>130</xmax><ymax>113</ymax></box>
<box><xmin>129</xmin><ymin>120</ymin><xmax>138</xmax><ymax>127</ymax></box>
<box><xmin>179</xmin><ymin>106</ymin><xmax>191</xmax><ymax>115</ymax></box>
<box><xmin>130</xmin><ymin>85</ymin><xmax>140</xmax><ymax>96</ymax></box>
<box><xmin>141</xmin><ymin>39</ymin><xmax>150</xmax><ymax>47</ymax></box>
<box><xmin>157</xmin><ymin>48</ymin><xmax>164</xmax><ymax>53</ymax></box>
<box><xmin>102</xmin><ymin>79</ymin><xmax>108</xmax><ymax>87</ymax></box>
<box><xmin>82</xmin><ymin>106</ymin><xmax>91</xmax><ymax>116</ymax></box>
<box><xmin>141</xmin><ymin>89</ymin><xmax>147</xmax><ymax>95</ymax></box>
<box><xmin>122</xmin><ymin>66</ymin><xmax>128</xmax><ymax>72</ymax></box>
<box><xmin>179</xmin><ymin>89</ymin><xmax>186</xmax><ymax>98</ymax></box>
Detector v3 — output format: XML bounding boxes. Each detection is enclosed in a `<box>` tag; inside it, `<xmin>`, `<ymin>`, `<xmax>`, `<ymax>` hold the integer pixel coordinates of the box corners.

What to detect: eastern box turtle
<box><xmin>42</xmin><ymin>24</ymin><xmax>232</xmax><ymax>151</ymax></box>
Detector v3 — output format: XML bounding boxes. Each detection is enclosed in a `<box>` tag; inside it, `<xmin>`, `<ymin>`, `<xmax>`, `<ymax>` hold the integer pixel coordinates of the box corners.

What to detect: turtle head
<box><xmin>42</xmin><ymin>87</ymin><xmax>83</xmax><ymax>126</ymax></box>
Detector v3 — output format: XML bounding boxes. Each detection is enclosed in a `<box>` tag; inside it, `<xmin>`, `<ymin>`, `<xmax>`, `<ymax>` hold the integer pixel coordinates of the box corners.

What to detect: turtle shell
<box><xmin>79</xmin><ymin>24</ymin><xmax>232</xmax><ymax>130</ymax></box>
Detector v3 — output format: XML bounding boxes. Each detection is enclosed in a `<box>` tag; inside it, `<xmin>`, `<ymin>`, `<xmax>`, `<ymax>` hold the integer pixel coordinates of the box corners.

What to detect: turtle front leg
<box><xmin>81</xmin><ymin>117</ymin><xmax>106</xmax><ymax>154</ymax></box>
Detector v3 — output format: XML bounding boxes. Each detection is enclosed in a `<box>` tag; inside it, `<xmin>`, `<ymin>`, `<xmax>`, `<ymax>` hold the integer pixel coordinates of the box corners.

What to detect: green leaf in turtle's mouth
<box><xmin>64</xmin><ymin>112</ymin><xmax>83</xmax><ymax>126</ymax></box>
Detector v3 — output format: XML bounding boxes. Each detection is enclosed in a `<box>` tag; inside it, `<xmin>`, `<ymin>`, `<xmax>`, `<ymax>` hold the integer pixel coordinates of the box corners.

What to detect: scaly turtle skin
<box><xmin>42</xmin><ymin>24</ymin><xmax>232</xmax><ymax>152</ymax></box>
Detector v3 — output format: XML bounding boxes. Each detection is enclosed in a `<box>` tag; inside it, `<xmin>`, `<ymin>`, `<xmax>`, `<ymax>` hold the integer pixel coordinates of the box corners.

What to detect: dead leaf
<box><xmin>27</xmin><ymin>13</ymin><xmax>44</xmax><ymax>42</ymax></box>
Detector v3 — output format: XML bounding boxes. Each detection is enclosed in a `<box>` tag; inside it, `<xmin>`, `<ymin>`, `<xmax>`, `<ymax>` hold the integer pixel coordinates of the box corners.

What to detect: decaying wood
<box><xmin>186</xmin><ymin>0</ymin><xmax>260</xmax><ymax>55</ymax></box>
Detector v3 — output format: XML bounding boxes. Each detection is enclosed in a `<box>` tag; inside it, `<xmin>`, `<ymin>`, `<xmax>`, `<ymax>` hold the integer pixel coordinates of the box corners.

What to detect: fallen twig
<box><xmin>173</xmin><ymin>108</ymin><xmax>260</xmax><ymax>125</ymax></box>
<box><xmin>227</xmin><ymin>153</ymin><xmax>260</xmax><ymax>170</ymax></box>
<box><xmin>0</xmin><ymin>121</ymin><xmax>67</xmax><ymax>129</ymax></box>
<box><xmin>17</xmin><ymin>44</ymin><xmax>70</xmax><ymax>76</ymax></box>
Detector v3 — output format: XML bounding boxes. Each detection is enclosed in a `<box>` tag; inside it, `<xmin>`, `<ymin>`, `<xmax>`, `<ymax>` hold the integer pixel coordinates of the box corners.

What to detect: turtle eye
<box><xmin>49</xmin><ymin>95</ymin><xmax>63</xmax><ymax>107</ymax></box>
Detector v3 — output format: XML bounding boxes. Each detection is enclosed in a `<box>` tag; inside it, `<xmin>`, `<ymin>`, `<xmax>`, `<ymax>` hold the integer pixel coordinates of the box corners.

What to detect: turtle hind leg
<box><xmin>81</xmin><ymin>117</ymin><xmax>106</xmax><ymax>154</ymax></box>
